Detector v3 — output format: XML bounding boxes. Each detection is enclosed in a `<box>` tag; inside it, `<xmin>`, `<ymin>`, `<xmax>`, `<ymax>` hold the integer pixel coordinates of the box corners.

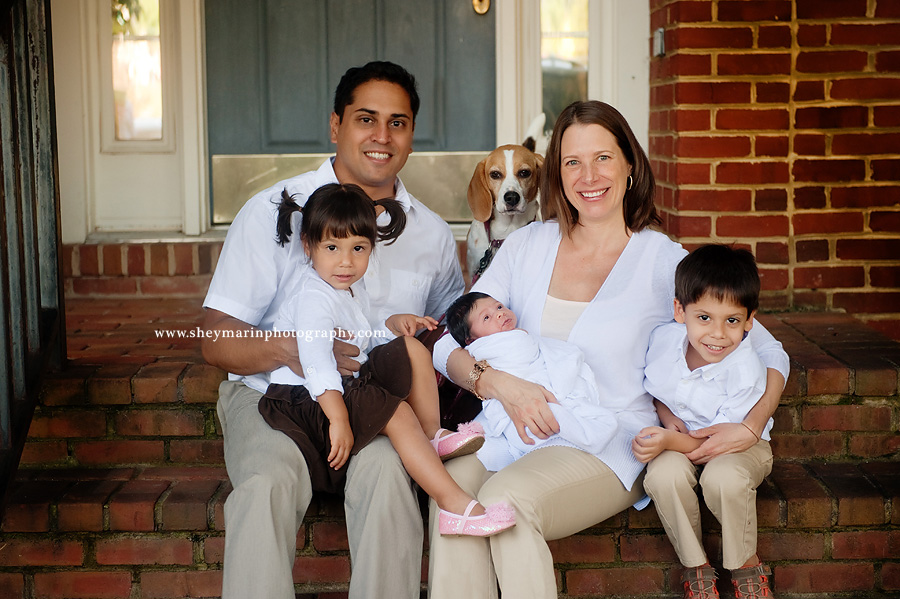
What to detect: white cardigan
<box><xmin>434</xmin><ymin>221</ymin><xmax>790</xmax><ymax>492</ymax></box>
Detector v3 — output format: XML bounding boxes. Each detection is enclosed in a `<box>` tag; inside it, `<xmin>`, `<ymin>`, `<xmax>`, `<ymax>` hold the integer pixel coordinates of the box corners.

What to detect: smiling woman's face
<box><xmin>559</xmin><ymin>123</ymin><xmax>632</xmax><ymax>227</ymax></box>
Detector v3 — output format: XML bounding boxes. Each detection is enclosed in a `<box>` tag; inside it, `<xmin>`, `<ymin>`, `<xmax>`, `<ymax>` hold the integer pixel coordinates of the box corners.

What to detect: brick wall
<box><xmin>649</xmin><ymin>0</ymin><xmax>900</xmax><ymax>340</ymax></box>
<box><xmin>63</xmin><ymin>242</ymin><xmax>223</xmax><ymax>298</ymax></box>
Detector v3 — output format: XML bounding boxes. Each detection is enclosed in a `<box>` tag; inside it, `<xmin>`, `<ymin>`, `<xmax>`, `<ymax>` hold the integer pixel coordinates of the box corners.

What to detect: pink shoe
<box><xmin>431</xmin><ymin>421</ymin><xmax>485</xmax><ymax>461</ymax></box>
<box><xmin>438</xmin><ymin>500</ymin><xmax>516</xmax><ymax>537</ymax></box>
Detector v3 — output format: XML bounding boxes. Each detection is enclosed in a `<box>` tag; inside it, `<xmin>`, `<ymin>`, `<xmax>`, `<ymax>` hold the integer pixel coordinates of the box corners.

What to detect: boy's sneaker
<box><xmin>731</xmin><ymin>563</ymin><xmax>774</xmax><ymax>598</ymax></box>
<box><xmin>682</xmin><ymin>565</ymin><xmax>720</xmax><ymax>598</ymax></box>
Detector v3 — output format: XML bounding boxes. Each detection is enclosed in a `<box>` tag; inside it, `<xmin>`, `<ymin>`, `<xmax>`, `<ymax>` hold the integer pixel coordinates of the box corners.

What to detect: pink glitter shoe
<box><xmin>438</xmin><ymin>500</ymin><xmax>516</xmax><ymax>537</ymax></box>
<box><xmin>431</xmin><ymin>421</ymin><xmax>485</xmax><ymax>461</ymax></box>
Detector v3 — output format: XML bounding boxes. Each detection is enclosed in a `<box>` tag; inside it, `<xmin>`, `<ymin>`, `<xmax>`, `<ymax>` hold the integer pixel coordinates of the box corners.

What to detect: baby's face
<box><xmin>468</xmin><ymin>297</ymin><xmax>518</xmax><ymax>341</ymax></box>
<box><xmin>675</xmin><ymin>292</ymin><xmax>755</xmax><ymax>365</ymax></box>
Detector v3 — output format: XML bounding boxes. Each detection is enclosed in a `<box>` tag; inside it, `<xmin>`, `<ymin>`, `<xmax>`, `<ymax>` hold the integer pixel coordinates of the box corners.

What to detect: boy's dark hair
<box><xmin>446</xmin><ymin>292</ymin><xmax>492</xmax><ymax>347</ymax></box>
<box><xmin>334</xmin><ymin>61</ymin><xmax>420</xmax><ymax>122</ymax></box>
<box><xmin>275</xmin><ymin>183</ymin><xmax>406</xmax><ymax>248</ymax></box>
<box><xmin>675</xmin><ymin>244</ymin><xmax>760</xmax><ymax>315</ymax></box>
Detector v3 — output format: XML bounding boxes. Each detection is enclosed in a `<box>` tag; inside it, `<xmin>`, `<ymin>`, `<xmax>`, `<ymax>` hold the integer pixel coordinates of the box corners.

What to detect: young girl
<box><xmin>259</xmin><ymin>182</ymin><xmax>515</xmax><ymax>537</ymax></box>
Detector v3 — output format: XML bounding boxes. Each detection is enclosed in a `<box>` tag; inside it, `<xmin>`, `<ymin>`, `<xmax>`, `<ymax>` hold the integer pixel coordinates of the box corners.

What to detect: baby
<box><xmin>446</xmin><ymin>292</ymin><xmax>617</xmax><ymax>470</ymax></box>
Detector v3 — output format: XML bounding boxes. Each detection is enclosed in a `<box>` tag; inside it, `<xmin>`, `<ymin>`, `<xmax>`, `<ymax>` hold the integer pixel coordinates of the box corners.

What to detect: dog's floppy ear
<box><xmin>467</xmin><ymin>157</ymin><xmax>494</xmax><ymax>222</ymax></box>
<box><xmin>525</xmin><ymin>153</ymin><xmax>545</xmax><ymax>202</ymax></box>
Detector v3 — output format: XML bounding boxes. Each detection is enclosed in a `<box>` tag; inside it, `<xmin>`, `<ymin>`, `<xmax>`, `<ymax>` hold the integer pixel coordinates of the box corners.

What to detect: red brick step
<box><xmin>2</xmin><ymin>299</ymin><xmax>898</xmax><ymax>598</ymax></box>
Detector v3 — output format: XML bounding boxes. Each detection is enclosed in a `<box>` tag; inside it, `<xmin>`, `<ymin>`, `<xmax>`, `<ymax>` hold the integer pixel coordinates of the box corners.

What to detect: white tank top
<box><xmin>540</xmin><ymin>294</ymin><xmax>589</xmax><ymax>342</ymax></box>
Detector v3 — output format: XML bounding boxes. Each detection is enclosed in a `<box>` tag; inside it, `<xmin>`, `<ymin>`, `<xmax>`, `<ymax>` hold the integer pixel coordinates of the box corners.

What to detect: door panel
<box><xmin>206</xmin><ymin>0</ymin><xmax>495</xmax><ymax>154</ymax></box>
<box><xmin>263</xmin><ymin>0</ymin><xmax>328</xmax><ymax>147</ymax></box>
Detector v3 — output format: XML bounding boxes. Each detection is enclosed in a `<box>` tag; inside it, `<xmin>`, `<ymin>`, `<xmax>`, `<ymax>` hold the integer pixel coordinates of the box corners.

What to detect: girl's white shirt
<box><xmin>269</xmin><ymin>266</ymin><xmax>394</xmax><ymax>399</ymax></box>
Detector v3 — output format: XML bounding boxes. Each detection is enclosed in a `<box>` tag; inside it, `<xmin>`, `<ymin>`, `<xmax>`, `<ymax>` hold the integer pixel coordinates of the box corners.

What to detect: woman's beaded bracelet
<box><xmin>466</xmin><ymin>360</ymin><xmax>490</xmax><ymax>401</ymax></box>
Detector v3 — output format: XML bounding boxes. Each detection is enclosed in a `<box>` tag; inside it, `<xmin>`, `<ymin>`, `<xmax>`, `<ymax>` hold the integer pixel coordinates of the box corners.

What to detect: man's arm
<box><xmin>201</xmin><ymin>308</ymin><xmax>300</xmax><ymax>376</ymax></box>
<box><xmin>202</xmin><ymin>308</ymin><xmax>363</xmax><ymax>377</ymax></box>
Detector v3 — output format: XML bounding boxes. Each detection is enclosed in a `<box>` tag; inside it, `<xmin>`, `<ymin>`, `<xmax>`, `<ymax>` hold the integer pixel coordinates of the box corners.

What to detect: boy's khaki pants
<box><xmin>643</xmin><ymin>440</ymin><xmax>773</xmax><ymax>570</ymax></box>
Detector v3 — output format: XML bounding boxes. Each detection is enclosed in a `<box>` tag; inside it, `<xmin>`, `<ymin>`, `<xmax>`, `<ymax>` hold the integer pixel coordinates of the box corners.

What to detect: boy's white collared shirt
<box><xmin>643</xmin><ymin>322</ymin><xmax>773</xmax><ymax>441</ymax></box>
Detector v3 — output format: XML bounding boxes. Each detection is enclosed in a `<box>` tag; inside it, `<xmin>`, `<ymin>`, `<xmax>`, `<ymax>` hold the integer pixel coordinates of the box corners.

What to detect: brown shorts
<box><xmin>259</xmin><ymin>336</ymin><xmax>412</xmax><ymax>494</ymax></box>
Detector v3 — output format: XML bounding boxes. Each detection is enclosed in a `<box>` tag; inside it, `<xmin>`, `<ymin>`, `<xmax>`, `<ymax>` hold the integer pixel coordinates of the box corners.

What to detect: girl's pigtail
<box><xmin>373</xmin><ymin>198</ymin><xmax>407</xmax><ymax>245</ymax></box>
<box><xmin>275</xmin><ymin>188</ymin><xmax>302</xmax><ymax>246</ymax></box>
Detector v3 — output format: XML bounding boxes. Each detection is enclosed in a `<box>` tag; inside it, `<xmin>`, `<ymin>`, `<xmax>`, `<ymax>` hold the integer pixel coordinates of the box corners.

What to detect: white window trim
<box><xmin>495</xmin><ymin>0</ymin><xmax>542</xmax><ymax>145</ymax></box>
<box><xmin>97</xmin><ymin>0</ymin><xmax>177</xmax><ymax>153</ymax></box>
<box><xmin>177</xmin><ymin>0</ymin><xmax>209</xmax><ymax>235</ymax></box>
<box><xmin>495</xmin><ymin>0</ymin><xmax>650</xmax><ymax>150</ymax></box>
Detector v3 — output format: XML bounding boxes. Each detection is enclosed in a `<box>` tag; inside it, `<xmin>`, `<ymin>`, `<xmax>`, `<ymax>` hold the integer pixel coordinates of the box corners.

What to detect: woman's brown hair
<box><xmin>540</xmin><ymin>101</ymin><xmax>661</xmax><ymax>235</ymax></box>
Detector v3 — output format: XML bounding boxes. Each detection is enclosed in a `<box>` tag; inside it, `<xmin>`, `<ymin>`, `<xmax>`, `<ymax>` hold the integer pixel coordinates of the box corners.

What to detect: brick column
<box><xmin>649</xmin><ymin>0</ymin><xmax>900</xmax><ymax>339</ymax></box>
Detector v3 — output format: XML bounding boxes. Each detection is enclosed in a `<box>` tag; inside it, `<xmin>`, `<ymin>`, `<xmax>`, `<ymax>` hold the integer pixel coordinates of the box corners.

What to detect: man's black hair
<box><xmin>333</xmin><ymin>61</ymin><xmax>420</xmax><ymax>122</ymax></box>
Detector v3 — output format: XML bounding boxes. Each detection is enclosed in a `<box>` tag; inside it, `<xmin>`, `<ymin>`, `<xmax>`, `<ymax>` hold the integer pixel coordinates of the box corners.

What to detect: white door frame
<box><xmin>52</xmin><ymin>0</ymin><xmax>207</xmax><ymax>243</ymax></box>
<box><xmin>495</xmin><ymin>0</ymin><xmax>650</xmax><ymax>150</ymax></box>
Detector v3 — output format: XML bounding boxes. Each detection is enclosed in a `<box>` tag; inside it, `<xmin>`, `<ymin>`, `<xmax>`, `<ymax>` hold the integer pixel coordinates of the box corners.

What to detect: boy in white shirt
<box><xmin>632</xmin><ymin>244</ymin><xmax>777</xmax><ymax>599</ymax></box>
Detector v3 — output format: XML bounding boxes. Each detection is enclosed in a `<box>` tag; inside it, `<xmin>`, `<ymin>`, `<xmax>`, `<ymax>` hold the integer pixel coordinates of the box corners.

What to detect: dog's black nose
<box><xmin>503</xmin><ymin>191</ymin><xmax>520</xmax><ymax>207</ymax></box>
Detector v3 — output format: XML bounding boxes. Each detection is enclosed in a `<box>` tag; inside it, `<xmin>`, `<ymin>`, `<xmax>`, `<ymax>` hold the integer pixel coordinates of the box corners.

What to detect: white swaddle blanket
<box><xmin>469</xmin><ymin>329</ymin><xmax>618</xmax><ymax>471</ymax></box>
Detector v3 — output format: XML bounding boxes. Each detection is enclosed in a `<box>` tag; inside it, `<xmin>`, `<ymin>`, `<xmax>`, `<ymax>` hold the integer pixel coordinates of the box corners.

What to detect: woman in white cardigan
<box><xmin>428</xmin><ymin>101</ymin><xmax>789</xmax><ymax>598</ymax></box>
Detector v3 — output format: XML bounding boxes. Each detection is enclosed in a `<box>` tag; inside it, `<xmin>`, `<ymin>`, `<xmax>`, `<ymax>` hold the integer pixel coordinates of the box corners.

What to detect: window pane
<box><xmin>541</xmin><ymin>0</ymin><xmax>589</xmax><ymax>127</ymax></box>
<box><xmin>111</xmin><ymin>0</ymin><xmax>162</xmax><ymax>141</ymax></box>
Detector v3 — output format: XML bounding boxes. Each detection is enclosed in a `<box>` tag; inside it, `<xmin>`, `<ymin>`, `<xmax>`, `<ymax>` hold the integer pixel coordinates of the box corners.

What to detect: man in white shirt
<box><xmin>202</xmin><ymin>61</ymin><xmax>464</xmax><ymax>599</ymax></box>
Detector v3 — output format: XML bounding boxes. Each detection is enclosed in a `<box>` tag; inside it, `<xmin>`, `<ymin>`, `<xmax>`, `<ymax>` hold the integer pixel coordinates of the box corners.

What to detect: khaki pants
<box><xmin>643</xmin><ymin>440</ymin><xmax>773</xmax><ymax>570</ymax></box>
<box><xmin>428</xmin><ymin>446</ymin><xmax>645</xmax><ymax>599</ymax></box>
<box><xmin>217</xmin><ymin>380</ymin><xmax>423</xmax><ymax>599</ymax></box>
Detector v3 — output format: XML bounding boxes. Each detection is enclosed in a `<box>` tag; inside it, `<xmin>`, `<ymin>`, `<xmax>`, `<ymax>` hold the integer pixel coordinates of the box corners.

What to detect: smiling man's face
<box><xmin>330</xmin><ymin>79</ymin><xmax>414</xmax><ymax>200</ymax></box>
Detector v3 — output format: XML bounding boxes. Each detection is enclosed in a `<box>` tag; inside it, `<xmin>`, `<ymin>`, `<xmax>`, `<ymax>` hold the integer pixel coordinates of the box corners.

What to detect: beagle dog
<box><xmin>466</xmin><ymin>138</ymin><xmax>543</xmax><ymax>282</ymax></box>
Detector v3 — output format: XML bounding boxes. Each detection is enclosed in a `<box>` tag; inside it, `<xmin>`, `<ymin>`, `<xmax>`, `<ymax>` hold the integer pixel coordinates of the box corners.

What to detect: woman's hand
<box><xmin>685</xmin><ymin>368</ymin><xmax>781</xmax><ymax>464</ymax></box>
<box><xmin>686</xmin><ymin>422</ymin><xmax>756</xmax><ymax>464</ymax></box>
<box><xmin>327</xmin><ymin>418</ymin><xmax>354</xmax><ymax>470</ymax></box>
<box><xmin>481</xmin><ymin>368</ymin><xmax>559</xmax><ymax>445</ymax></box>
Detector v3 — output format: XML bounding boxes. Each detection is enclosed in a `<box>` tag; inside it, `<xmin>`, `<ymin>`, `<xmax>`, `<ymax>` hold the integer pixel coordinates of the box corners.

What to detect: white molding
<box><xmin>590</xmin><ymin>0</ymin><xmax>615</xmax><ymax>104</ymax></box>
<box><xmin>177</xmin><ymin>0</ymin><xmax>209</xmax><ymax>235</ymax></box>
<box><xmin>82</xmin><ymin>0</ymin><xmax>100</xmax><ymax>237</ymax></box>
<box><xmin>51</xmin><ymin>0</ymin><xmax>90</xmax><ymax>243</ymax></box>
<box><xmin>98</xmin><ymin>0</ymin><xmax>176</xmax><ymax>153</ymax></box>
<box><xmin>496</xmin><ymin>0</ymin><xmax>648</xmax><ymax>149</ymax></box>
<box><xmin>495</xmin><ymin>0</ymin><xmax>541</xmax><ymax>145</ymax></box>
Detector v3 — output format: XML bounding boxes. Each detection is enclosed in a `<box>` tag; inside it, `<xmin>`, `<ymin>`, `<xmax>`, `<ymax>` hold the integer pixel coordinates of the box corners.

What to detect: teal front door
<box><xmin>205</xmin><ymin>0</ymin><xmax>496</xmax><ymax>223</ymax></box>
